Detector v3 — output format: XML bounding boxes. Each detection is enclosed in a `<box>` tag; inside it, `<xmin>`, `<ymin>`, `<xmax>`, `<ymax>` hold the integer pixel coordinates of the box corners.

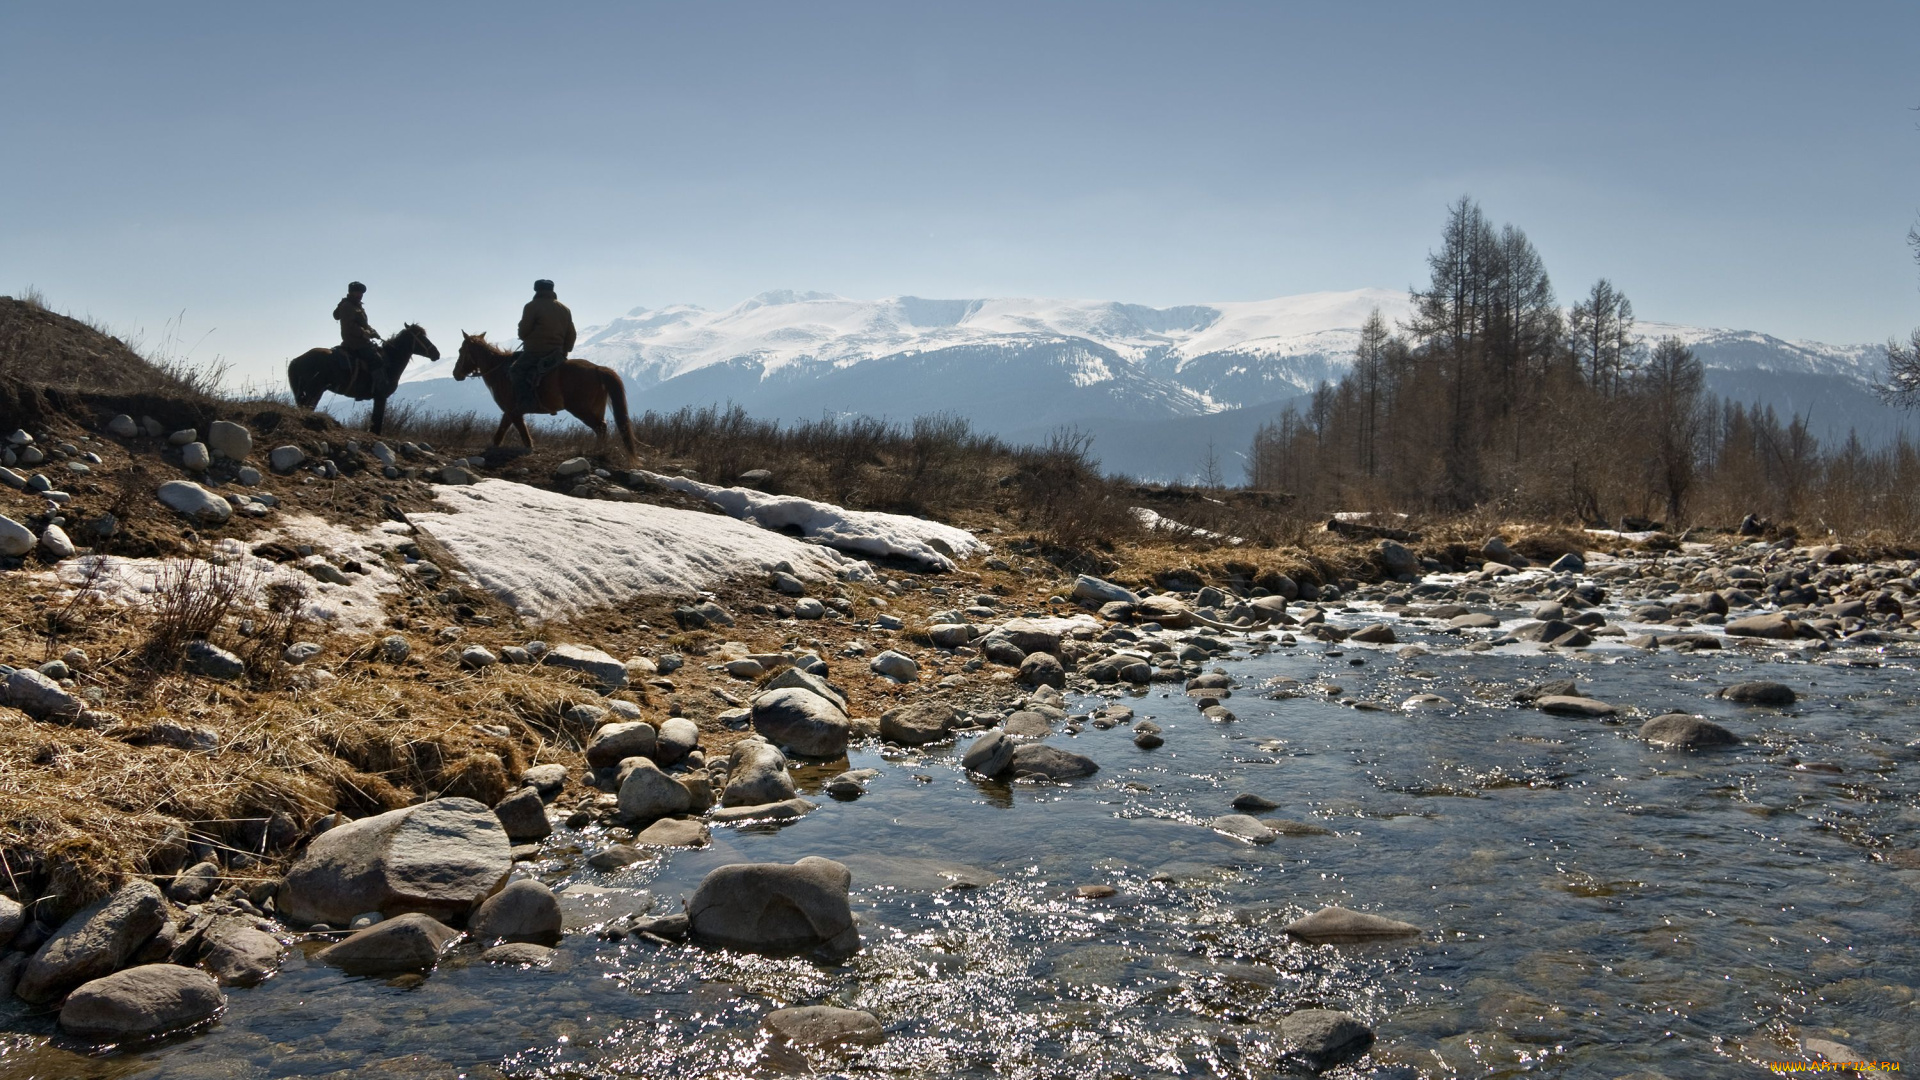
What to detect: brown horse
<box><xmin>452</xmin><ymin>332</ymin><xmax>635</xmax><ymax>454</ymax></box>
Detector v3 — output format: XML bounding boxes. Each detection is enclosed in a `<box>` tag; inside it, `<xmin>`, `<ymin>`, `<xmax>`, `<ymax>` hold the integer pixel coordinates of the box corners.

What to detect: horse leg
<box><xmin>491</xmin><ymin>414</ymin><xmax>512</xmax><ymax>447</ymax></box>
<box><xmin>370</xmin><ymin>392</ymin><xmax>386</xmax><ymax>435</ymax></box>
<box><xmin>515</xmin><ymin>415</ymin><xmax>535</xmax><ymax>448</ymax></box>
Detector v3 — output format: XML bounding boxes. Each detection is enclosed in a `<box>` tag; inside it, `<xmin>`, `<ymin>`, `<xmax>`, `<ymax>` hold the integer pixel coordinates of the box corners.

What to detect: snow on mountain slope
<box><xmin>386</xmin><ymin>288</ymin><xmax>1903</xmax><ymax>479</ymax></box>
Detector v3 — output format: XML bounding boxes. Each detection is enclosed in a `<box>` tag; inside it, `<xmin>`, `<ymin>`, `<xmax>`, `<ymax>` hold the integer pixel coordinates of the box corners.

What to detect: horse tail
<box><xmin>288</xmin><ymin>352</ymin><xmax>326</xmax><ymax>409</ymax></box>
<box><xmin>597</xmin><ymin>365</ymin><xmax>635</xmax><ymax>455</ymax></box>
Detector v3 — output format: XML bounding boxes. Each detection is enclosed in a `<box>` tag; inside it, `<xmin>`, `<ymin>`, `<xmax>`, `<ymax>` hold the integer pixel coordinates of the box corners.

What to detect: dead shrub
<box><xmin>142</xmin><ymin>552</ymin><xmax>254</xmax><ymax>662</ymax></box>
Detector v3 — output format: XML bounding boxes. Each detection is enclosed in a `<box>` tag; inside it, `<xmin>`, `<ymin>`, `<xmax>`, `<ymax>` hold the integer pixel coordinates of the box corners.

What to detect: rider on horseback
<box><xmin>333</xmin><ymin>281</ymin><xmax>383</xmax><ymax>391</ymax></box>
<box><xmin>511</xmin><ymin>279</ymin><xmax>576</xmax><ymax>413</ymax></box>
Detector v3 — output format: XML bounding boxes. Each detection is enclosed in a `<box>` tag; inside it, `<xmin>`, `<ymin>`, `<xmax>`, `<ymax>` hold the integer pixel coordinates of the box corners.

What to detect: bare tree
<box><xmin>1638</xmin><ymin>336</ymin><xmax>1706</xmax><ymax>522</ymax></box>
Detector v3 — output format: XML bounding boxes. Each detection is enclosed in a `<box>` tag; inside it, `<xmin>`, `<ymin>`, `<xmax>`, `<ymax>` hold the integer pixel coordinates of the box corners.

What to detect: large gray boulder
<box><xmin>0</xmin><ymin>515</ymin><xmax>33</xmax><ymax>556</ymax></box>
<box><xmin>1007</xmin><ymin>744</ymin><xmax>1098</xmax><ymax>781</ymax></box>
<box><xmin>751</xmin><ymin>687</ymin><xmax>851</xmax><ymax>757</ymax></box>
<box><xmin>617</xmin><ymin>757</ymin><xmax>692</xmax><ymax>823</ymax></box>
<box><xmin>59</xmin><ymin>964</ymin><xmax>225</xmax><ymax>1040</ymax></box>
<box><xmin>314</xmin><ymin>912</ymin><xmax>460</xmax><ymax>975</ymax></box>
<box><xmin>277</xmin><ymin>798</ymin><xmax>511</xmax><ymax>928</ymax></box>
<box><xmin>722</xmin><ymin>739</ymin><xmax>797</xmax><ymax>807</ymax></box>
<box><xmin>687</xmin><ymin>857</ymin><xmax>858</xmax><ymax>959</ymax></box>
<box><xmin>0</xmin><ymin>894</ymin><xmax>23</xmax><ymax>948</ymax></box>
<box><xmin>542</xmin><ymin>644</ymin><xmax>628</xmax><ymax>690</ymax></box>
<box><xmin>468</xmin><ymin>879</ymin><xmax>562</xmax><ymax>945</ymax></box>
<box><xmin>16</xmin><ymin>881</ymin><xmax>167</xmax><ymax>1004</ymax></box>
<box><xmin>879</xmin><ymin>700</ymin><xmax>957</xmax><ymax>746</ymax></box>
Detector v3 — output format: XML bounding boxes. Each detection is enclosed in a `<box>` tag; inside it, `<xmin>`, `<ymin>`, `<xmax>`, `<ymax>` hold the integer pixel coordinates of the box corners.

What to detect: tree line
<box><xmin>1246</xmin><ymin>197</ymin><xmax>1920</xmax><ymax>535</ymax></box>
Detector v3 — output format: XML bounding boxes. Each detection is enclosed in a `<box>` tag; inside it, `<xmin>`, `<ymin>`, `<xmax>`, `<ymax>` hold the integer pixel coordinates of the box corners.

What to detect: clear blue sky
<box><xmin>3</xmin><ymin>1</ymin><xmax>1917</xmax><ymax>384</ymax></box>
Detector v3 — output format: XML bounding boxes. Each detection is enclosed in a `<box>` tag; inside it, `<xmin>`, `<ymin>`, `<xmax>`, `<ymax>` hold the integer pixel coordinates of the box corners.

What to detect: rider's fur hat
<box><xmin>533</xmin><ymin>279</ymin><xmax>555</xmax><ymax>294</ymax></box>
<box><xmin>348</xmin><ymin>281</ymin><xmax>366</xmax><ymax>293</ymax></box>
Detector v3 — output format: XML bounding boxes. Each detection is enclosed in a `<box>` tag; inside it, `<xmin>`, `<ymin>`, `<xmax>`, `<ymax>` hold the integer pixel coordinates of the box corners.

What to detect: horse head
<box><xmin>453</xmin><ymin>331</ymin><xmax>494</xmax><ymax>382</ymax></box>
<box><xmin>395</xmin><ymin>323</ymin><xmax>440</xmax><ymax>362</ymax></box>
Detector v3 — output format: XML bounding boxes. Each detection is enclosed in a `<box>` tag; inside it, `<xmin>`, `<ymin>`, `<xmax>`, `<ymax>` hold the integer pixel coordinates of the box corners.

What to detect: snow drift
<box><xmin>408</xmin><ymin>479</ymin><xmax>871</xmax><ymax>619</ymax></box>
<box><xmin>635</xmin><ymin>471</ymin><xmax>987</xmax><ymax>572</ymax></box>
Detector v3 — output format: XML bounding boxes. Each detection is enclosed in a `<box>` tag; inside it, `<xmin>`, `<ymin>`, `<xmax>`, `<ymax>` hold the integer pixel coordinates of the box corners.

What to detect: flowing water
<box><xmin>4</xmin><ymin>567</ymin><xmax>1918</xmax><ymax>1079</ymax></box>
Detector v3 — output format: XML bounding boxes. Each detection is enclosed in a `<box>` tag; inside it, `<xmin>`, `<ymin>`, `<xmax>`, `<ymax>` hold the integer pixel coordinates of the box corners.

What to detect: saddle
<box><xmin>331</xmin><ymin>345</ymin><xmax>386</xmax><ymax>399</ymax></box>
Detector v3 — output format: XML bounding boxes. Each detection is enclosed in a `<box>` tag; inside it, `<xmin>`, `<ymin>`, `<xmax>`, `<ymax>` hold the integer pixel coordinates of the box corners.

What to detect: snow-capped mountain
<box><xmin>387</xmin><ymin>288</ymin><xmax>1906</xmax><ymax>481</ymax></box>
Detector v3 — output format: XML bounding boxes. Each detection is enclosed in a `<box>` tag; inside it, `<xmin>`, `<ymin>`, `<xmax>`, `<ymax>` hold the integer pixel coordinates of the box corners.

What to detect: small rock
<box><xmin>543</xmin><ymin>643</ymin><xmax>629</xmax><ymax>690</ymax></box>
<box><xmin>282</xmin><ymin>641</ymin><xmax>323</xmax><ymax>665</ymax></box>
<box><xmin>198</xmin><ymin>918</ymin><xmax>286</xmax><ymax>987</ymax></box>
<box><xmin>183</xmin><ymin>640</ymin><xmax>245</xmax><ymax>680</ymax></box>
<box><xmin>764</xmin><ymin>1004</ymin><xmax>885</xmax><ymax>1047</ymax></box>
<box><xmin>166</xmin><ymin>861</ymin><xmax>222</xmax><ymax>904</ymax></box>
<box><xmin>1211</xmin><ymin>814</ymin><xmax>1276</xmax><ymax>844</ymax></box>
<box><xmin>1282</xmin><ymin>905</ymin><xmax>1421</xmax><ymax>943</ymax></box>
<box><xmin>1720</xmin><ymin>681</ymin><xmax>1796</xmax><ymax>706</ymax></box>
<box><xmin>587</xmin><ymin>721</ymin><xmax>658</xmax><ymax>768</ymax></box>
<box><xmin>206</xmin><ymin>421</ymin><xmax>252</xmax><ymax>461</ymax></box>
<box><xmin>1535</xmin><ymin>694</ymin><xmax>1616</xmax><ymax>717</ymax></box>
<box><xmin>1282</xmin><ymin>1009</ymin><xmax>1375</xmax><ymax>1072</ymax></box>
<box><xmin>379</xmin><ymin>634</ymin><xmax>411</xmax><ymax>663</ymax></box>
<box><xmin>106</xmin><ymin>415</ymin><xmax>138</xmax><ymax>438</ymax></box>
<box><xmin>156</xmin><ymin>480</ymin><xmax>233</xmax><ymax>523</ymax></box>
<box><xmin>460</xmin><ymin>645</ymin><xmax>498</xmax><ymax>669</ymax></box>
<box><xmin>314</xmin><ymin>912</ymin><xmax>460</xmax><ymax>974</ymax></box>
<box><xmin>869</xmin><ymin>650</ymin><xmax>919</xmax><ymax>682</ymax></box>
<box><xmin>468</xmin><ymin>879</ymin><xmax>563</xmax><ymax>945</ymax></box>
<box><xmin>4</xmin><ymin>667</ymin><xmax>81</xmax><ymax>719</ymax></box>
<box><xmin>181</xmin><ymin>441</ymin><xmax>211</xmax><ymax>471</ymax></box>
<box><xmin>1640</xmin><ymin>713</ymin><xmax>1741</xmax><ymax>749</ymax></box>
<box><xmin>38</xmin><ymin>524</ymin><xmax>75</xmax><ymax>559</ymax></box>
<box><xmin>167</xmin><ymin>428</ymin><xmax>197</xmax><ymax>446</ymax></box>
<box><xmin>0</xmin><ymin>515</ymin><xmax>33</xmax><ymax>556</ymax></box>
<box><xmin>521</xmin><ymin>763</ymin><xmax>568</xmax><ymax>801</ymax></box>
<box><xmin>879</xmin><ymin>700</ymin><xmax>956</xmax><ymax>746</ymax></box>
<box><xmin>1008</xmin><ymin>743</ymin><xmax>1098</xmax><ymax>781</ymax></box>
<box><xmin>655</xmin><ymin>716</ymin><xmax>699</xmax><ymax>766</ymax></box>
<box><xmin>555</xmin><ymin>456</ymin><xmax>592</xmax><ymax>477</ymax></box>
<box><xmin>482</xmin><ymin>942</ymin><xmax>553</xmax><ymax>965</ymax></box>
<box><xmin>493</xmin><ymin>787</ymin><xmax>552</xmax><ymax>842</ymax></box>
<box><xmin>1347</xmin><ymin>623</ymin><xmax>1396</xmax><ymax>645</ymax></box>
<box><xmin>268</xmin><ymin>445</ymin><xmax>306</xmax><ymax>473</ymax></box>
<box><xmin>1231</xmin><ymin>793</ymin><xmax>1279</xmax><ymax>812</ymax></box>
<box><xmin>618</xmin><ymin>757</ymin><xmax>693</xmax><ymax>823</ymax></box>
<box><xmin>635</xmin><ymin>817</ymin><xmax>710</xmax><ymax>847</ymax></box>
<box><xmin>961</xmin><ymin>730</ymin><xmax>1015</xmax><ymax>776</ymax></box>
<box><xmin>1016</xmin><ymin>652</ymin><xmax>1066</xmax><ymax>689</ymax></box>
<box><xmin>59</xmin><ymin>964</ymin><xmax>225</xmax><ymax>1041</ymax></box>
<box><xmin>752</xmin><ymin>687</ymin><xmax>851</xmax><ymax>757</ymax></box>
<box><xmin>722</xmin><ymin>739</ymin><xmax>798</xmax><ymax>806</ymax></box>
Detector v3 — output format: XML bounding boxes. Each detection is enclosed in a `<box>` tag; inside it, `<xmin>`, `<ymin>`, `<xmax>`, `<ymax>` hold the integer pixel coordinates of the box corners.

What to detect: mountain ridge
<box><xmin>384</xmin><ymin>288</ymin><xmax>1911</xmax><ymax>481</ymax></box>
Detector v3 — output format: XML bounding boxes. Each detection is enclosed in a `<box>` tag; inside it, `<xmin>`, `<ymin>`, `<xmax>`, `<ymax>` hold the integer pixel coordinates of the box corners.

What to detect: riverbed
<box><xmin>4</xmin><ymin>560</ymin><xmax>1917</xmax><ymax>1079</ymax></box>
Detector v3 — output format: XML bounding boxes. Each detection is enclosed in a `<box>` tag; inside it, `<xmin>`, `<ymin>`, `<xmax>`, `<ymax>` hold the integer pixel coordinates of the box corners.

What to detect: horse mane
<box><xmin>462</xmin><ymin>332</ymin><xmax>513</xmax><ymax>358</ymax></box>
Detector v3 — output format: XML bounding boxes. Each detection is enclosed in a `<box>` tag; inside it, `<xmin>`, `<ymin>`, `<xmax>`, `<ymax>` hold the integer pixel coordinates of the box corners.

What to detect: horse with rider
<box><xmin>287</xmin><ymin>278</ymin><xmax>631</xmax><ymax>453</ymax></box>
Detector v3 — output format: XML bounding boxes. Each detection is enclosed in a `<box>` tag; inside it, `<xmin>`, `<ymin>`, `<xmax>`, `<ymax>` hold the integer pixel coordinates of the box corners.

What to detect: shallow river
<box><xmin>5</xmin><ymin>572</ymin><xmax>1919</xmax><ymax>1078</ymax></box>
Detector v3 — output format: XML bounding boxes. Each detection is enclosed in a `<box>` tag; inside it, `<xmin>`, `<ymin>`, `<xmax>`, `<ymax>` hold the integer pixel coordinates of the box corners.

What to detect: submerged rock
<box><xmin>1535</xmin><ymin>695</ymin><xmax>1616</xmax><ymax>717</ymax></box>
<box><xmin>1008</xmin><ymin>743</ymin><xmax>1098</xmax><ymax>781</ymax></box>
<box><xmin>766</xmin><ymin>1005</ymin><xmax>885</xmax><ymax>1047</ymax></box>
<box><xmin>1281</xmin><ymin>1009</ymin><xmax>1375</xmax><ymax>1072</ymax></box>
<box><xmin>1640</xmin><ymin>713</ymin><xmax>1740</xmax><ymax>749</ymax></box>
<box><xmin>1719</xmin><ymin>681</ymin><xmax>1796</xmax><ymax>706</ymax></box>
<box><xmin>1282</xmin><ymin>905</ymin><xmax>1421</xmax><ymax>943</ymax></box>
<box><xmin>686</xmin><ymin>856</ymin><xmax>859</xmax><ymax>959</ymax></box>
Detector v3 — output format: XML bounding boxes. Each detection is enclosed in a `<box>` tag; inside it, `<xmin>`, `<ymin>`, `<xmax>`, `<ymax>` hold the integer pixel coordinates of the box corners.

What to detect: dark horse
<box><xmin>287</xmin><ymin>323</ymin><xmax>440</xmax><ymax>434</ymax></box>
<box><xmin>452</xmin><ymin>332</ymin><xmax>634</xmax><ymax>455</ymax></box>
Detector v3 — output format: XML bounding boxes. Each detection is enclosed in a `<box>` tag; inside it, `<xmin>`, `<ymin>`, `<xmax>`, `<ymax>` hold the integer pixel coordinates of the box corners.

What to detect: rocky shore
<box><xmin>0</xmin><ymin>402</ymin><xmax>1913</xmax><ymax>1072</ymax></box>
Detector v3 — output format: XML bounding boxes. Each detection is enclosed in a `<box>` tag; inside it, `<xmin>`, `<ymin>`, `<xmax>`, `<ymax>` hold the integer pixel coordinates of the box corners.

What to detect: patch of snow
<box><xmin>45</xmin><ymin>513</ymin><xmax>405</xmax><ymax>634</ymax></box>
<box><xmin>1131</xmin><ymin>506</ymin><xmax>1242</xmax><ymax>544</ymax></box>
<box><xmin>408</xmin><ymin>479</ymin><xmax>872</xmax><ymax>620</ymax></box>
<box><xmin>638</xmin><ymin>471</ymin><xmax>987</xmax><ymax>571</ymax></box>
